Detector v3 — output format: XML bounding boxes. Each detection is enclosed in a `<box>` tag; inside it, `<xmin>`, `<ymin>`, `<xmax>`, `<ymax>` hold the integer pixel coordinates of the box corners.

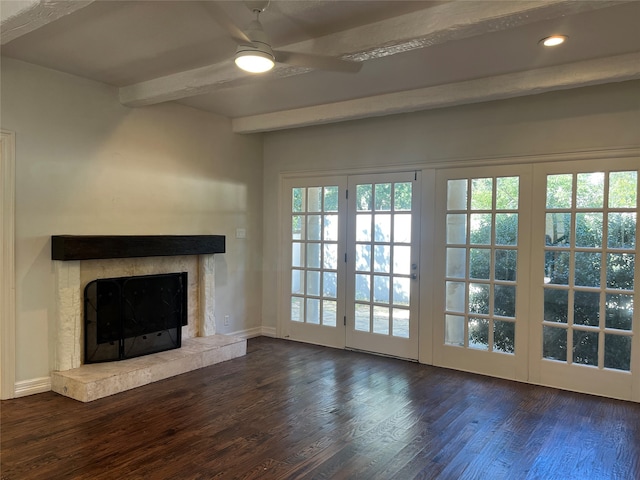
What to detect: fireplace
<box><xmin>51</xmin><ymin>235</ymin><xmax>247</xmax><ymax>402</ymax></box>
<box><xmin>84</xmin><ymin>272</ymin><xmax>187</xmax><ymax>363</ymax></box>
<box><xmin>52</xmin><ymin>235</ymin><xmax>226</xmax><ymax>371</ymax></box>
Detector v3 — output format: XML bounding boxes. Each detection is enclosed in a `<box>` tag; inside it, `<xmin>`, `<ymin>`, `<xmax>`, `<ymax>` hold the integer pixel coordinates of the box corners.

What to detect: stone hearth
<box><xmin>51</xmin><ymin>335</ymin><xmax>245</xmax><ymax>402</ymax></box>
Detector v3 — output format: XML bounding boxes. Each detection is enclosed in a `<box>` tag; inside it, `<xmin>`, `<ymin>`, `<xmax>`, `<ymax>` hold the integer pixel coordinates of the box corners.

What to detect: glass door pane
<box><xmin>291</xmin><ymin>185</ymin><xmax>339</xmax><ymax>325</ymax></box>
<box><xmin>543</xmin><ymin>170</ymin><xmax>636</xmax><ymax>371</ymax></box>
<box><xmin>283</xmin><ymin>177</ymin><xmax>346</xmax><ymax>349</ymax></box>
<box><xmin>443</xmin><ymin>176</ymin><xmax>520</xmax><ymax>353</ymax></box>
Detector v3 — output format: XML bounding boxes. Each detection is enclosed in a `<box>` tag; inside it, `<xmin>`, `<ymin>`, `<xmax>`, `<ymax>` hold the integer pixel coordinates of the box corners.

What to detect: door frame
<box><xmin>418</xmin><ymin>169</ymin><xmax>436</xmax><ymax>365</ymax></box>
<box><xmin>1</xmin><ymin>130</ymin><xmax>16</xmax><ymax>400</ymax></box>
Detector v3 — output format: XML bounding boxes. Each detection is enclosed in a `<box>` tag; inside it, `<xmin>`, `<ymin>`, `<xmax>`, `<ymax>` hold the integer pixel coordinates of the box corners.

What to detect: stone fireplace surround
<box><xmin>50</xmin><ymin>235</ymin><xmax>246</xmax><ymax>402</ymax></box>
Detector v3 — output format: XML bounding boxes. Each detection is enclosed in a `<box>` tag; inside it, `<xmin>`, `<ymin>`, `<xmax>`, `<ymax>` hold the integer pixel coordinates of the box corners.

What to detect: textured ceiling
<box><xmin>2</xmin><ymin>1</ymin><xmax>639</xmax><ymax>132</ymax></box>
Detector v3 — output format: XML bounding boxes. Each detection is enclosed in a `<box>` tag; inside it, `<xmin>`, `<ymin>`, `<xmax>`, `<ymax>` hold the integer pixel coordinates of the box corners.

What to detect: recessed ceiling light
<box><xmin>540</xmin><ymin>35</ymin><xmax>568</xmax><ymax>47</ymax></box>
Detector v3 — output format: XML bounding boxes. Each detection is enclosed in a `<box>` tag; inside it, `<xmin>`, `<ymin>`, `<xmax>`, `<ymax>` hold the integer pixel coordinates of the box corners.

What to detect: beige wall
<box><xmin>3</xmin><ymin>54</ymin><xmax>639</xmax><ymax>388</ymax></box>
<box><xmin>1</xmin><ymin>58</ymin><xmax>263</xmax><ymax>383</ymax></box>
<box><xmin>261</xmin><ymin>80</ymin><xmax>640</xmax><ymax>330</ymax></box>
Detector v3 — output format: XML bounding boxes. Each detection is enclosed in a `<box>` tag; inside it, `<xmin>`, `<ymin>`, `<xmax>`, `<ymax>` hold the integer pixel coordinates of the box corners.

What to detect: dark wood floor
<box><xmin>1</xmin><ymin>337</ymin><xmax>639</xmax><ymax>480</ymax></box>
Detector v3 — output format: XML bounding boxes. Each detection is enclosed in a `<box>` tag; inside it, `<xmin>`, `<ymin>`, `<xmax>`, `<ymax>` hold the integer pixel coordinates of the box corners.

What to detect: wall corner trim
<box><xmin>1</xmin><ymin>130</ymin><xmax>16</xmax><ymax>400</ymax></box>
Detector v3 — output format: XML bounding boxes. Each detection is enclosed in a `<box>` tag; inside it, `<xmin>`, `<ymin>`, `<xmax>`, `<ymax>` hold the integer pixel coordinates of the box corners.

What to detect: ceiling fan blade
<box><xmin>274</xmin><ymin>50</ymin><xmax>362</xmax><ymax>73</ymax></box>
<box><xmin>202</xmin><ymin>2</ymin><xmax>252</xmax><ymax>45</ymax></box>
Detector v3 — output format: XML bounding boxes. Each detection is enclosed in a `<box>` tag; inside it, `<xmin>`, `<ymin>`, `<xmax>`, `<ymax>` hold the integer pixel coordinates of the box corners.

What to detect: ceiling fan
<box><xmin>205</xmin><ymin>0</ymin><xmax>362</xmax><ymax>74</ymax></box>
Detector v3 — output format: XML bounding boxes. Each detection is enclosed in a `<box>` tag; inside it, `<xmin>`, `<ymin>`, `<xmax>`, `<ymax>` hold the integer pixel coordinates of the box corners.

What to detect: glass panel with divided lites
<box><xmin>354</xmin><ymin>181</ymin><xmax>413</xmax><ymax>338</ymax></box>
<box><xmin>444</xmin><ymin>176</ymin><xmax>520</xmax><ymax>353</ymax></box>
<box><xmin>543</xmin><ymin>170</ymin><xmax>637</xmax><ymax>371</ymax></box>
<box><xmin>291</xmin><ymin>186</ymin><xmax>339</xmax><ymax>327</ymax></box>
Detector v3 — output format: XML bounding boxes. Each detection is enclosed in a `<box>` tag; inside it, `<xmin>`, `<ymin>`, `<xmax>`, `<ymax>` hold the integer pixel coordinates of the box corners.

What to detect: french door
<box><xmin>432</xmin><ymin>165</ymin><xmax>532</xmax><ymax>380</ymax></box>
<box><xmin>282</xmin><ymin>172</ymin><xmax>421</xmax><ymax>359</ymax></box>
<box><xmin>282</xmin><ymin>176</ymin><xmax>347</xmax><ymax>349</ymax></box>
<box><xmin>432</xmin><ymin>160</ymin><xmax>638</xmax><ymax>400</ymax></box>
<box><xmin>345</xmin><ymin>172</ymin><xmax>421</xmax><ymax>359</ymax></box>
<box><xmin>529</xmin><ymin>159</ymin><xmax>639</xmax><ymax>400</ymax></box>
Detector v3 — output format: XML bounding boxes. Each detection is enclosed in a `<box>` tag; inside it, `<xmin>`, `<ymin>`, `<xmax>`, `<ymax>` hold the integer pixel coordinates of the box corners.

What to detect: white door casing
<box><xmin>1</xmin><ymin>130</ymin><xmax>16</xmax><ymax>400</ymax></box>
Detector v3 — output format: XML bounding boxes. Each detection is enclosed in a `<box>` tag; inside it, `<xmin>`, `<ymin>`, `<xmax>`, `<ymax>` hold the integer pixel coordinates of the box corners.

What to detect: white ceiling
<box><xmin>2</xmin><ymin>0</ymin><xmax>640</xmax><ymax>133</ymax></box>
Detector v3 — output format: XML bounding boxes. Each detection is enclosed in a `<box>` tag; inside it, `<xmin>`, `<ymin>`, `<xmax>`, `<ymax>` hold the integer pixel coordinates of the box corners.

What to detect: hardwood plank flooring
<box><xmin>1</xmin><ymin>337</ymin><xmax>639</xmax><ymax>480</ymax></box>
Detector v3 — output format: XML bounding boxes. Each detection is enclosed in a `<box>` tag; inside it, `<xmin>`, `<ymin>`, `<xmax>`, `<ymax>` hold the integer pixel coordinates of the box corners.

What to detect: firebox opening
<box><xmin>84</xmin><ymin>272</ymin><xmax>187</xmax><ymax>363</ymax></box>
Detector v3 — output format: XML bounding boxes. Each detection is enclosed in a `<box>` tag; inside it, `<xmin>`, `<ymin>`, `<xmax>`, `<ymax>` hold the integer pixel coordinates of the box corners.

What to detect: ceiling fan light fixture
<box><xmin>235</xmin><ymin>45</ymin><xmax>275</xmax><ymax>73</ymax></box>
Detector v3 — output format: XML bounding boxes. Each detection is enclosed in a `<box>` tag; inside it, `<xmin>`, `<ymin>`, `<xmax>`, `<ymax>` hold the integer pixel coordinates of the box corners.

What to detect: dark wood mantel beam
<box><xmin>51</xmin><ymin>235</ymin><xmax>225</xmax><ymax>261</ymax></box>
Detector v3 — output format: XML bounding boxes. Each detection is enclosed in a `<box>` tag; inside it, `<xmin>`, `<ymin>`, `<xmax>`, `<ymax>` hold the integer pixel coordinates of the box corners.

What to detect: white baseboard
<box><xmin>260</xmin><ymin>326</ymin><xmax>277</xmax><ymax>337</ymax></box>
<box><xmin>14</xmin><ymin>376</ymin><xmax>51</xmax><ymax>398</ymax></box>
<box><xmin>227</xmin><ymin>326</ymin><xmax>262</xmax><ymax>339</ymax></box>
<box><xmin>227</xmin><ymin>326</ymin><xmax>277</xmax><ymax>339</ymax></box>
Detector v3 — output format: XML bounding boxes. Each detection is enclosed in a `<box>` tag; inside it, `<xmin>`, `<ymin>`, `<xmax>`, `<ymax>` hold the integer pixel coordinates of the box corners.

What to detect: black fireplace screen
<box><xmin>84</xmin><ymin>272</ymin><xmax>187</xmax><ymax>363</ymax></box>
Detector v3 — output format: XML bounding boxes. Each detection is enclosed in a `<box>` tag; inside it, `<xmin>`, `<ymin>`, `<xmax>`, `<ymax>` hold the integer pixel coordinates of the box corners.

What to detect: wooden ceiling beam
<box><xmin>1</xmin><ymin>0</ymin><xmax>95</xmax><ymax>45</ymax></box>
